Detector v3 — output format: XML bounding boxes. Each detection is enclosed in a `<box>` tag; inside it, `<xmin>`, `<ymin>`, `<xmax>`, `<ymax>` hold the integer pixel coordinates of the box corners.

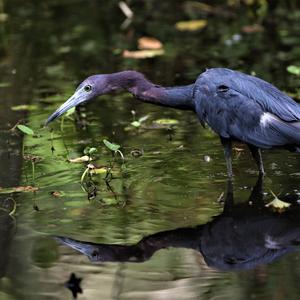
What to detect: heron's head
<box><xmin>45</xmin><ymin>74</ymin><xmax>111</xmax><ymax>125</ymax></box>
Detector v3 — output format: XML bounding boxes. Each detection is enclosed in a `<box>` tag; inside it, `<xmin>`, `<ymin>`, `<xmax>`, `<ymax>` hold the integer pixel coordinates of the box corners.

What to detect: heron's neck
<box><xmin>107</xmin><ymin>71</ymin><xmax>195</xmax><ymax>111</ymax></box>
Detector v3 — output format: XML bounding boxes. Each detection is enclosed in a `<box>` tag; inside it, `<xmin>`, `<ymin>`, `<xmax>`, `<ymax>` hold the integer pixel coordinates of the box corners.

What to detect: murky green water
<box><xmin>1</xmin><ymin>1</ymin><xmax>300</xmax><ymax>299</ymax></box>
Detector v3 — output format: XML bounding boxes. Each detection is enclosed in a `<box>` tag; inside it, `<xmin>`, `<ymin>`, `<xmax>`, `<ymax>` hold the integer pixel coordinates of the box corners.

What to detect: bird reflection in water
<box><xmin>56</xmin><ymin>176</ymin><xmax>300</xmax><ymax>271</ymax></box>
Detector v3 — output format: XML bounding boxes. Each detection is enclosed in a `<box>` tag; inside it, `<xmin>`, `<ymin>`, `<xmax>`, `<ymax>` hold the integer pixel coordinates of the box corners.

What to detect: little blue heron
<box><xmin>46</xmin><ymin>68</ymin><xmax>300</xmax><ymax>177</ymax></box>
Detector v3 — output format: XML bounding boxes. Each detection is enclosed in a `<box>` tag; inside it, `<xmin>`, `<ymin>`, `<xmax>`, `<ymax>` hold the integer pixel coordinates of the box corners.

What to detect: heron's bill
<box><xmin>45</xmin><ymin>89</ymin><xmax>85</xmax><ymax>125</ymax></box>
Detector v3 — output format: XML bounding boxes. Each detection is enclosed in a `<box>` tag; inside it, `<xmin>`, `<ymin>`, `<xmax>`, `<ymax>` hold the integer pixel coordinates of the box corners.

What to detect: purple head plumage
<box><xmin>45</xmin><ymin>75</ymin><xmax>110</xmax><ymax>125</ymax></box>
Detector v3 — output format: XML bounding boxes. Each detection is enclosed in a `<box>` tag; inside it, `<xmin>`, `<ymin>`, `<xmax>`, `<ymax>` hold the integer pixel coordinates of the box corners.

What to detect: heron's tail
<box><xmin>268</xmin><ymin>119</ymin><xmax>300</xmax><ymax>151</ymax></box>
<box><xmin>246</xmin><ymin>114</ymin><xmax>300</xmax><ymax>150</ymax></box>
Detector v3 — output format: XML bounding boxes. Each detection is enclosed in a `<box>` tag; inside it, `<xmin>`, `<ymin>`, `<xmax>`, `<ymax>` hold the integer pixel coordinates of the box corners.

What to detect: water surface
<box><xmin>1</xmin><ymin>1</ymin><xmax>300</xmax><ymax>299</ymax></box>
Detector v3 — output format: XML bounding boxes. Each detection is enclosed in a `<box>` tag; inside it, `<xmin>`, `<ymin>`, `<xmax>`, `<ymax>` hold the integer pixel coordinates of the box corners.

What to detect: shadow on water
<box><xmin>56</xmin><ymin>175</ymin><xmax>300</xmax><ymax>271</ymax></box>
<box><xmin>0</xmin><ymin>198</ymin><xmax>16</xmax><ymax>277</ymax></box>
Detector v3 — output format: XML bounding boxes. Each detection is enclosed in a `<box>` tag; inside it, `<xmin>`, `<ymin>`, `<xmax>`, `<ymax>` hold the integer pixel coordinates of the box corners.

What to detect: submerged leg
<box><xmin>223</xmin><ymin>178</ymin><xmax>234</xmax><ymax>213</ymax></box>
<box><xmin>248</xmin><ymin>145</ymin><xmax>265</xmax><ymax>175</ymax></box>
<box><xmin>220</xmin><ymin>137</ymin><xmax>233</xmax><ymax>178</ymax></box>
<box><xmin>248</xmin><ymin>173</ymin><xmax>264</xmax><ymax>208</ymax></box>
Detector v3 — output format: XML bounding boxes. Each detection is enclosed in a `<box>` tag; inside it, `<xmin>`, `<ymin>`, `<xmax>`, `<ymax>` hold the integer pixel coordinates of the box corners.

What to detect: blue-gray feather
<box><xmin>195</xmin><ymin>68</ymin><xmax>300</xmax><ymax>149</ymax></box>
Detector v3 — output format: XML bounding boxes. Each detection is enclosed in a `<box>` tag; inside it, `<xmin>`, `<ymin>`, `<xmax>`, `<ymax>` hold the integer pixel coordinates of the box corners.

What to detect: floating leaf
<box><xmin>11</xmin><ymin>104</ymin><xmax>38</xmax><ymax>111</ymax></box>
<box><xmin>138</xmin><ymin>37</ymin><xmax>163</xmax><ymax>50</ymax></box>
<box><xmin>50</xmin><ymin>191</ymin><xmax>64</xmax><ymax>197</ymax></box>
<box><xmin>17</xmin><ymin>125</ymin><xmax>34</xmax><ymax>135</ymax></box>
<box><xmin>69</xmin><ymin>155</ymin><xmax>90</xmax><ymax>163</ymax></box>
<box><xmin>0</xmin><ymin>186</ymin><xmax>38</xmax><ymax>194</ymax></box>
<box><xmin>83</xmin><ymin>147</ymin><xmax>98</xmax><ymax>156</ymax></box>
<box><xmin>103</xmin><ymin>139</ymin><xmax>120</xmax><ymax>151</ymax></box>
<box><xmin>175</xmin><ymin>20</ymin><xmax>207</xmax><ymax>31</ymax></box>
<box><xmin>265</xmin><ymin>191</ymin><xmax>291</xmax><ymax>213</ymax></box>
<box><xmin>87</xmin><ymin>164</ymin><xmax>114</xmax><ymax>175</ymax></box>
<box><xmin>123</xmin><ymin>49</ymin><xmax>164</xmax><ymax>59</ymax></box>
<box><xmin>287</xmin><ymin>65</ymin><xmax>300</xmax><ymax>76</ymax></box>
<box><xmin>131</xmin><ymin>121</ymin><xmax>141</xmax><ymax>127</ymax></box>
<box><xmin>154</xmin><ymin>118</ymin><xmax>179</xmax><ymax>126</ymax></box>
<box><xmin>90</xmin><ymin>167</ymin><xmax>108</xmax><ymax>175</ymax></box>
<box><xmin>89</xmin><ymin>147</ymin><xmax>97</xmax><ymax>154</ymax></box>
<box><xmin>23</xmin><ymin>154</ymin><xmax>42</xmax><ymax>162</ymax></box>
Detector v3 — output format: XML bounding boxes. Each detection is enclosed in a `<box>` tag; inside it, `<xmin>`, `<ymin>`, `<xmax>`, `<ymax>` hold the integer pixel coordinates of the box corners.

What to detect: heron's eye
<box><xmin>217</xmin><ymin>85</ymin><xmax>229</xmax><ymax>93</ymax></box>
<box><xmin>84</xmin><ymin>85</ymin><xmax>92</xmax><ymax>92</ymax></box>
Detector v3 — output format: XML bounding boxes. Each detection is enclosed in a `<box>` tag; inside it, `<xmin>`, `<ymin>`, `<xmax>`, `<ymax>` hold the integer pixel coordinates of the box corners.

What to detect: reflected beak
<box><xmin>55</xmin><ymin>236</ymin><xmax>97</xmax><ymax>257</ymax></box>
<box><xmin>45</xmin><ymin>89</ymin><xmax>86</xmax><ymax>125</ymax></box>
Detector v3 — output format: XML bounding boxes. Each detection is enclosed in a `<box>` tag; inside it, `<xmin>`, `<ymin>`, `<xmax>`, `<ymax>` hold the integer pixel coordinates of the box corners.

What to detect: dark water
<box><xmin>1</xmin><ymin>1</ymin><xmax>300</xmax><ymax>299</ymax></box>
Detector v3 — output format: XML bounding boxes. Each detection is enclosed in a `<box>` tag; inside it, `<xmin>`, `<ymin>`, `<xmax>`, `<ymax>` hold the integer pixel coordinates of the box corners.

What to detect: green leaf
<box><xmin>11</xmin><ymin>104</ymin><xmax>38</xmax><ymax>111</ymax></box>
<box><xmin>84</xmin><ymin>147</ymin><xmax>98</xmax><ymax>155</ymax></box>
<box><xmin>287</xmin><ymin>65</ymin><xmax>300</xmax><ymax>76</ymax></box>
<box><xmin>66</xmin><ymin>107</ymin><xmax>76</xmax><ymax>116</ymax></box>
<box><xmin>101</xmin><ymin>197</ymin><xmax>119</xmax><ymax>205</ymax></box>
<box><xmin>131</xmin><ymin>121</ymin><xmax>141</xmax><ymax>127</ymax></box>
<box><xmin>103</xmin><ymin>139</ymin><xmax>120</xmax><ymax>151</ymax></box>
<box><xmin>88</xmin><ymin>147</ymin><xmax>97</xmax><ymax>155</ymax></box>
<box><xmin>154</xmin><ymin>118</ymin><xmax>179</xmax><ymax>125</ymax></box>
<box><xmin>17</xmin><ymin>125</ymin><xmax>34</xmax><ymax>135</ymax></box>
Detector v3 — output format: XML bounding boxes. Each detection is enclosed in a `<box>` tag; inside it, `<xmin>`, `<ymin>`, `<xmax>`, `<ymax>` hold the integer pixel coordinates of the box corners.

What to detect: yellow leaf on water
<box><xmin>123</xmin><ymin>49</ymin><xmax>164</xmax><ymax>59</ymax></box>
<box><xmin>265</xmin><ymin>191</ymin><xmax>291</xmax><ymax>213</ymax></box>
<box><xmin>90</xmin><ymin>167</ymin><xmax>108</xmax><ymax>175</ymax></box>
<box><xmin>175</xmin><ymin>20</ymin><xmax>207</xmax><ymax>31</ymax></box>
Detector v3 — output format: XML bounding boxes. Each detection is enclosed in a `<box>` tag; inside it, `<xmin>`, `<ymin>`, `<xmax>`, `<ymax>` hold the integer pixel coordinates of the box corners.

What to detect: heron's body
<box><xmin>46</xmin><ymin>68</ymin><xmax>300</xmax><ymax>177</ymax></box>
<box><xmin>195</xmin><ymin>68</ymin><xmax>300</xmax><ymax>150</ymax></box>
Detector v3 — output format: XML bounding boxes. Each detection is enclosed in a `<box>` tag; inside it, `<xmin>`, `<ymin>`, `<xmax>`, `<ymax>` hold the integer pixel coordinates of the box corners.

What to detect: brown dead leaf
<box><xmin>24</xmin><ymin>155</ymin><xmax>42</xmax><ymax>162</ymax></box>
<box><xmin>123</xmin><ymin>49</ymin><xmax>164</xmax><ymax>59</ymax></box>
<box><xmin>68</xmin><ymin>155</ymin><xmax>90</xmax><ymax>163</ymax></box>
<box><xmin>242</xmin><ymin>24</ymin><xmax>264</xmax><ymax>34</ymax></box>
<box><xmin>138</xmin><ymin>37</ymin><xmax>163</xmax><ymax>50</ymax></box>
<box><xmin>0</xmin><ymin>185</ymin><xmax>38</xmax><ymax>193</ymax></box>
<box><xmin>14</xmin><ymin>186</ymin><xmax>38</xmax><ymax>192</ymax></box>
<box><xmin>50</xmin><ymin>191</ymin><xmax>63</xmax><ymax>197</ymax></box>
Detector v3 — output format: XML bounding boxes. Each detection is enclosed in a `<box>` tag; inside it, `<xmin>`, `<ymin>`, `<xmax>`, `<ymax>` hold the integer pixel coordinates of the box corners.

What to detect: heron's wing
<box><xmin>222</xmin><ymin>91</ymin><xmax>300</xmax><ymax>148</ymax></box>
<box><xmin>228</xmin><ymin>111</ymin><xmax>300</xmax><ymax>149</ymax></box>
<box><xmin>231</xmin><ymin>71</ymin><xmax>300</xmax><ymax>122</ymax></box>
